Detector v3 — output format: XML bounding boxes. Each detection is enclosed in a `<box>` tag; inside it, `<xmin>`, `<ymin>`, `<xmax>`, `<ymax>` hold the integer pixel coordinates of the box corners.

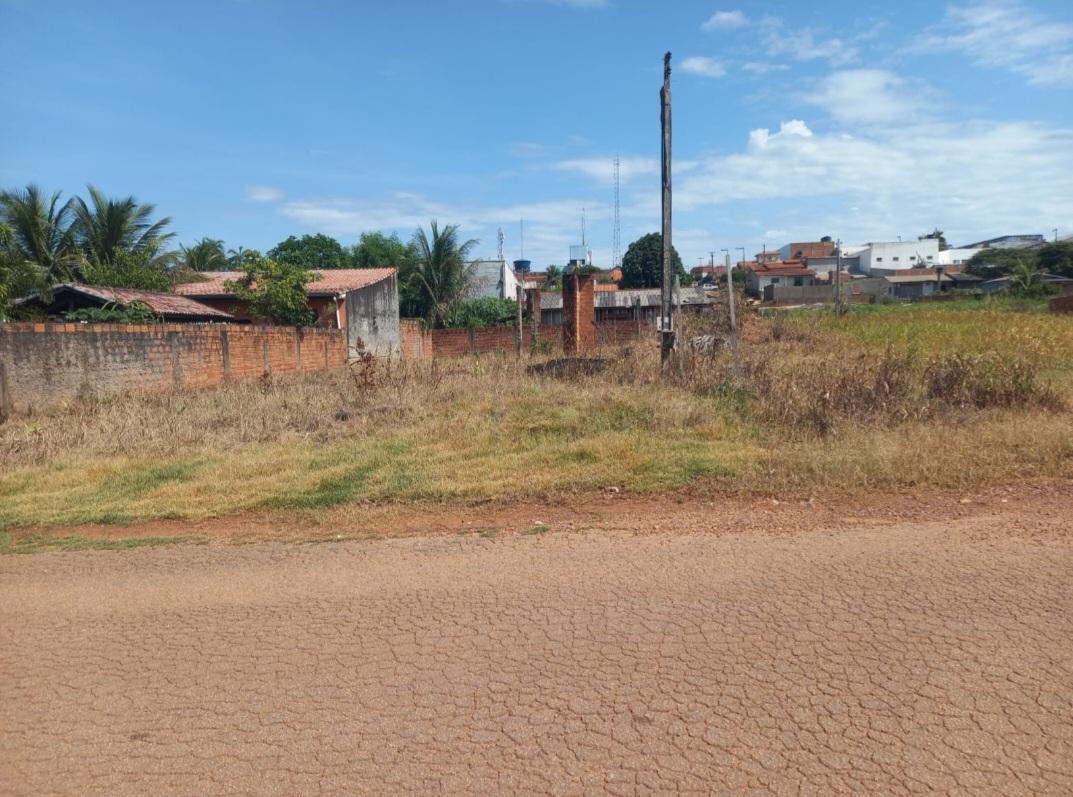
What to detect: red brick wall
<box><xmin>1051</xmin><ymin>295</ymin><xmax>1073</xmax><ymax>314</ymax></box>
<box><xmin>399</xmin><ymin>319</ymin><xmax>430</xmax><ymax>359</ymax></box>
<box><xmin>563</xmin><ymin>274</ymin><xmax>596</xmax><ymax>355</ymax></box>
<box><xmin>0</xmin><ymin>323</ymin><xmax>346</xmax><ymax>416</ymax></box>
<box><xmin>423</xmin><ymin>321</ymin><xmax>646</xmax><ymax>358</ymax></box>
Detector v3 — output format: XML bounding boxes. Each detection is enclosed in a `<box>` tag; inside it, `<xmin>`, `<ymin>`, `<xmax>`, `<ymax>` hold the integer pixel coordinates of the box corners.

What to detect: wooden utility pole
<box><xmin>660</xmin><ymin>52</ymin><xmax>674</xmax><ymax>370</ymax></box>
<box><xmin>834</xmin><ymin>239</ymin><xmax>842</xmax><ymax>317</ymax></box>
<box><xmin>724</xmin><ymin>251</ymin><xmax>737</xmax><ymax>342</ymax></box>
<box><xmin>515</xmin><ymin>284</ymin><xmax>523</xmax><ymax>358</ymax></box>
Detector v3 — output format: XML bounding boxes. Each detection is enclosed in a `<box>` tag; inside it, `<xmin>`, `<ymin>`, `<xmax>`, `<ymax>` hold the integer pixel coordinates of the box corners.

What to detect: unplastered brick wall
<box><xmin>429</xmin><ymin>325</ymin><xmax>566</xmax><ymax>357</ymax></box>
<box><xmin>399</xmin><ymin>319</ymin><xmax>430</xmax><ymax>359</ymax></box>
<box><xmin>426</xmin><ymin>321</ymin><xmax>651</xmax><ymax>358</ymax></box>
<box><xmin>0</xmin><ymin>323</ymin><xmax>347</xmax><ymax>416</ymax></box>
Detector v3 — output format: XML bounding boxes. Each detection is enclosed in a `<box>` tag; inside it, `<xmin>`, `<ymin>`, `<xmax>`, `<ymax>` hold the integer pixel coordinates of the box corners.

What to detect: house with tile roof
<box><xmin>18</xmin><ymin>283</ymin><xmax>235</xmax><ymax>323</ymax></box>
<box><xmin>742</xmin><ymin>260</ymin><xmax>817</xmax><ymax>298</ymax></box>
<box><xmin>175</xmin><ymin>268</ymin><xmax>401</xmax><ymax>358</ymax></box>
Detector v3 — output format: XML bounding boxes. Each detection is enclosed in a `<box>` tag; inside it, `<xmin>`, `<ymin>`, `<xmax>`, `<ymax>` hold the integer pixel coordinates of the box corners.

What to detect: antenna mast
<box><xmin>581</xmin><ymin>208</ymin><xmax>586</xmax><ymax>247</ymax></box>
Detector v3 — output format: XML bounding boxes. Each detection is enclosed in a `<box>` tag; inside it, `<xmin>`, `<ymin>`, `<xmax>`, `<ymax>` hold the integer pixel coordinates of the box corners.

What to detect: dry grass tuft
<box><xmin>2</xmin><ymin>302</ymin><xmax>1072</xmax><ymax>528</ymax></box>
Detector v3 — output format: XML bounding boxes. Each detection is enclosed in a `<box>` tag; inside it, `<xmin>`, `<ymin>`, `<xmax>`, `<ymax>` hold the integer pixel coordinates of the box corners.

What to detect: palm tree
<box><xmin>1</xmin><ymin>223</ymin><xmax>52</xmax><ymax>317</ymax></box>
<box><xmin>180</xmin><ymin>237</ymin><xmax>228</xmax><ymax>271</ymax></box>
<box><xmin>0</xmin><ymin>184</ymin><xmax>83</xmax><ymax>282</ymax></box>
<box><xmin>410</xmin><ymin>220</ymin><xmax>478</xmax><ymax>327</ymax></box>
<box><xmin>1009</xmin><ymin>258</ymin><xmax>1048</xmax><ymax>297</ymax></box>
<box><xmin>71</xmin><ymin>185</ymin><xmax>178</xmax><ymax>268</ymax></box>
<box><xmin>227</xmin><ymin>246</ymin><xmax>248</xmax><ymax>266</ymax></box>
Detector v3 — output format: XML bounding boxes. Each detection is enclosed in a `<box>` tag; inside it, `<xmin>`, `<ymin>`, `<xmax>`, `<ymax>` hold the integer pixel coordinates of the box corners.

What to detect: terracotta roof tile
<box><xmin>55</xmin><ymin>284</ymin><xmax>234</xmax><ymax>319</ymax></box>
<box><xmin>174</xmin><ymin>268</ymin><xmax>396</xmax><ymax>297</ymax></box>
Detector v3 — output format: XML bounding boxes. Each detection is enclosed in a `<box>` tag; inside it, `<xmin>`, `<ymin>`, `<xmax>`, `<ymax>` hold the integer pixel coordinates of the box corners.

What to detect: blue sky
<box><xmin>3</xmin><ymin>0</ymin><xmax>1071</xmax><ymax>271</ymax></box>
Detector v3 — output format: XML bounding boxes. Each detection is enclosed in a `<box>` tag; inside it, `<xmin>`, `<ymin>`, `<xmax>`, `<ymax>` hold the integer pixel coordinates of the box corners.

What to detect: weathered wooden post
<box><xmin>660</xmin><ymin>52</ymin><xmax>675</xmax><ymax>371</ymax></box>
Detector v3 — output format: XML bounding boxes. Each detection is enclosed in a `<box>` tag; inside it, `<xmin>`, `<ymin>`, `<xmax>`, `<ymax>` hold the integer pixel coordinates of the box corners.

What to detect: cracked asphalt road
<box><xmin>2</xmin><ymin>513</ymin><xmax>1072</xmax><ymax>795</ymax></box>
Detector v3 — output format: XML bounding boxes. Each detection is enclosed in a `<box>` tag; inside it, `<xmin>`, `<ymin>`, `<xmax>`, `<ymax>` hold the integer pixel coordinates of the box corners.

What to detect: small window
<box><xmin>893</xmin><ymin>256</ymin><xmax>900</xmax><ymax>262</ymax></box>
<box><xmin>910</xmin><ymin>256</ymin><xmax>917</xmax><ymax>261</ymax></box>
<box><xmin>876</xmin><ymin>257</ymin><xmax>883</xmax><ymax>262</ymax></box>
<box><xmin>926</xmin><ymin>255</ymin><xmax>934</xmax><ymax>260</ymax></box>
<box><xmin>771</xmin><ymin>277</ymin><xmax>780</xmax><ymax>285</ymax></box>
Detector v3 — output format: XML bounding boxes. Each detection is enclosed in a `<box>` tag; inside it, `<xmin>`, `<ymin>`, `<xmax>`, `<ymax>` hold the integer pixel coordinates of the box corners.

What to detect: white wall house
<box><xmin>936</xmin><ymin>248</ymin><xmax>980</xmax><ymax>266</ymax></box>
<box><xmin>469</xmin><ymin>259</ymin><xmax>523</xmax><ymax>301</ymax></box>
<box><xmin>856</xmin><ymin>240</ymin><xmax>940</xmax><ymax>275</ymax></box>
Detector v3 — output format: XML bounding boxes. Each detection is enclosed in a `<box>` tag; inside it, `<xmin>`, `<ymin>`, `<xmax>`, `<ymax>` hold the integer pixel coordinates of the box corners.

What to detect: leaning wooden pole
<box><xmin>660</xmin><ymin>52</ymin><xmax>674</xmax><ymax>371</ymax></box>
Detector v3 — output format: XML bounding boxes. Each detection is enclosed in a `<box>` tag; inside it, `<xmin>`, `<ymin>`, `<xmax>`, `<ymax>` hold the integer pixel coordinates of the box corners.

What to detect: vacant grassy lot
<box><xmin>2</xmin><ymin>300</ymin><xmax>1072</xmax><ymax>531</ymax></box>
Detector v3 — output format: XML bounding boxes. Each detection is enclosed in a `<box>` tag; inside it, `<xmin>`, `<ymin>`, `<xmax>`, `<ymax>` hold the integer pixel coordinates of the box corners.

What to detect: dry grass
<box><xmin>2</xmin><ymin>302</ymin><xmax>1072</xmax><ymax>529</ymax></box>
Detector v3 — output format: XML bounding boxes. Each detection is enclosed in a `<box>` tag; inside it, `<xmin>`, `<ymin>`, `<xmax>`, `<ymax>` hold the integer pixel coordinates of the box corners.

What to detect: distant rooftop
<box><xmin>175</xmin><ymin>269</ymin><xmax>396</xmax><ymax>297</ymax></box>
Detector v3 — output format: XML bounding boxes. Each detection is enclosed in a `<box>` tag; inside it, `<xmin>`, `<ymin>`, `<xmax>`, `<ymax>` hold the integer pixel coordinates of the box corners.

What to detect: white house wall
<box><xmin>857</xmin><ymin>240</ymin><xmax>940</xmax><ymax>275</ymax></box>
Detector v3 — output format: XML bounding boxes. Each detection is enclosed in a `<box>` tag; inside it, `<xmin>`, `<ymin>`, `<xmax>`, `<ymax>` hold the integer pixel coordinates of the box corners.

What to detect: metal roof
<box><xmin>174</xmin><ymin>268</ymin><xmax>397</xmax><ymax>298</ymax></box>
<box><xmin>540</xmin><ymin>287</ymin><xmax>710</xmax><ymax>310</ymax></box>
<box><xmin>40</xmin><ymin>283</ymin><xmax>234</xmax><ymax>320</ymax></box>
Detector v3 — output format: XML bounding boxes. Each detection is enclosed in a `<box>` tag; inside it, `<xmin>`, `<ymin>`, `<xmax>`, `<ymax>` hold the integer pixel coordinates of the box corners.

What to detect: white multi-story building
<box><xmin>936</xmin><ymin>248</ymin><xmax>979</xmax><ymax>266</ymax></box>
<box><xmin>854</xmin><ymin>240</ymin><xmax>940</xmax><ymax>275</ymax></box>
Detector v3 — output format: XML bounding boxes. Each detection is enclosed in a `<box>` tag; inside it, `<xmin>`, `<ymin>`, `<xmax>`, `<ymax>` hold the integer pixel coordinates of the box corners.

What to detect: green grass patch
<box><xmin>0</xmin><ymin>532</ymin><xmax>203</xmax><ymax>555</ymax></box>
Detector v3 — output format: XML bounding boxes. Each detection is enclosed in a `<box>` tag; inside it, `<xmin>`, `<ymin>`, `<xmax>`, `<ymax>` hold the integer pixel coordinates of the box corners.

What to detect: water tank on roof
<box><xmin>513</xmin><ymin>259</ymin><xmax>531</xmax><ymax>272</ymax></box>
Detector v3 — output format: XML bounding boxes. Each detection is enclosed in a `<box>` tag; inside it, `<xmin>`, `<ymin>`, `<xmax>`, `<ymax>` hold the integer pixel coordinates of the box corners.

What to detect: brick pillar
<box><xmin>525</xmin><ymin>287</ymin><xmax>541</xmax><ymax>351</ymax></box>
<box><xmin>563</xmin><ymin>274</ymin><xmax>595</xmax><ymax>355</ymax></box>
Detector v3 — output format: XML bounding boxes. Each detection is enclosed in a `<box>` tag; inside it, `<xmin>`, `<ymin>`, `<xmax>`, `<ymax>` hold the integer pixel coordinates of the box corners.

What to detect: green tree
<box><xmin>223</xmin><ymin>250</ymin><xmax>315</xmax><ymax>326</ymax></box>
<box><xmin>0</xmin><ymin>184</ymin><xmax>83</xmax><ymax>282</ymax></box>
<box><xmin>445</xmin><ymin>297</ymin><xmax>517</xmax><ymax>328</ymax></box>
<box><xmin>71</xmin><ymin>185</ymin><xmax>178</xmax><ymax>268</ymax></box>
<box><xmin>180</xmin><ymin>237</ymin><xmax>228</xmax><ymax>271</ymax></box>
<box><xmin>64</xmin><ymin>300</ymin><xmax>162</xmax><ymax>324</ymax></box>
<box><xmin>966</xmin><ymin>247</ymin><xmax>1037</xmax><ymax>280</ymax></box>
<box><xmin>410</xmin><ymin>220</ymin><xmax>478</xmax><ymax>328</ymax></box>
<box><xmin>543</xmin><ymin>265</ymin><xmax>564</xmax><ymax>291</ymax></box>
<box><xmin>1008</xmin><ymin>258</ymin><xmax>1056</xmax><ymax>298</ymax></box>
<box><xmin>351</xmin><ymin>231</ymin><xmax>424</xmax><ymax>317</ymax></box>
<box><xmin>919</xmin><ymin>228</ymin><xmax>950</xmax><ymax>251</ymax></box>
<box><xmin>1036</xmin><ymin>241</ymin><xmax>1073</xmax><ymax>278</ymax></box>
<box><xmin>620</xmin><ymin>232</ymin><xmax>686</xmax><ymax>289</ymax></box>
<box><xmin>227</xmin><ymin>246</ymin><xmax>247</xmax><ymax>266</ymax></box>
<box><xmin>350</xmin><ymin>231</ymin><xmax>416</xmax><ymax>269</ymax></box>
<box><xmin>1</xmin><ymin>223</ymin><xmax>52</xmax><ymax>318</ymax></box>
<box><xmin>567</xmin><ymin>263</ymin><xmax>601</xmax><ymax>276</ymax></box>
<box><xmin>269</xmin><ymin>233</ymin><xmax>348</xmax><ymax>270</ymax></box>
<box><xmin>81</xmin><ymin>246</ymin><xmax>174</xmax><ymax>292</ymax></box>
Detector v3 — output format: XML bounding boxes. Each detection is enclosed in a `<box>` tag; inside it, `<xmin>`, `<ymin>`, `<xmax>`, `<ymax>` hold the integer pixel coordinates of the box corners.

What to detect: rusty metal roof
<box><xmin>49</xmin><ymin>284</ymin><xmax>234</xmax><ymax>319</ymax></box>
<box><xmin>174</xmin><ymin>268</ymin><xmax>396</xmax><ymax>297</ymax></box>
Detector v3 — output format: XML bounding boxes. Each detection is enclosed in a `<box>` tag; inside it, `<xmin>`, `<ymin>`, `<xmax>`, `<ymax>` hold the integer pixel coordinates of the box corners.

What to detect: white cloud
<box><xmin>552</xmin><ymin>156</ymin><xmax>660</xmax><ymax>185</ymax></box>
<box><xmin>701</xmin><ymin>10</ymin><xmax>746</xmax><ymax>31</ymax></box>
<box><xmin>757</xmin><ymin>15</ymin><xmax>859</xmax><ymax>66</ymax></box>
<box><xmin>802</xmin><ymin>70</ymin><xmax>928</xmax><ymax>126</ymax></box>
<box><xmin>681</xmin><ymin>57</ymin><xmax>727</xmax><ymax>79</ymax></box>
<box><xmin>245</xmin><ymin>185</ymin><xmax>283</xmax><ymax>203</ymax></box>
<box><xmin>748</xmin><ymin>120</ymin><xmax>813</xmax><ymax>149</ymax></box>
<box><xmin>276</xmin><ymin>191</ymin><xmax>616</xmax><ymax>269</ymax></box>
<box><xmin>913</xmin><ymin>1</ymin><xmax>1073</xmax><ymax>87</ymax></box>
<box><xmin>672</xmin><ymin>115</ymin><xmax>1073</xmax><ymax>247</ymax></box>
<box><xmin>741</xmin><ymin>62</ymin><xmax>789</xmax><ymax>75</ymax></box>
